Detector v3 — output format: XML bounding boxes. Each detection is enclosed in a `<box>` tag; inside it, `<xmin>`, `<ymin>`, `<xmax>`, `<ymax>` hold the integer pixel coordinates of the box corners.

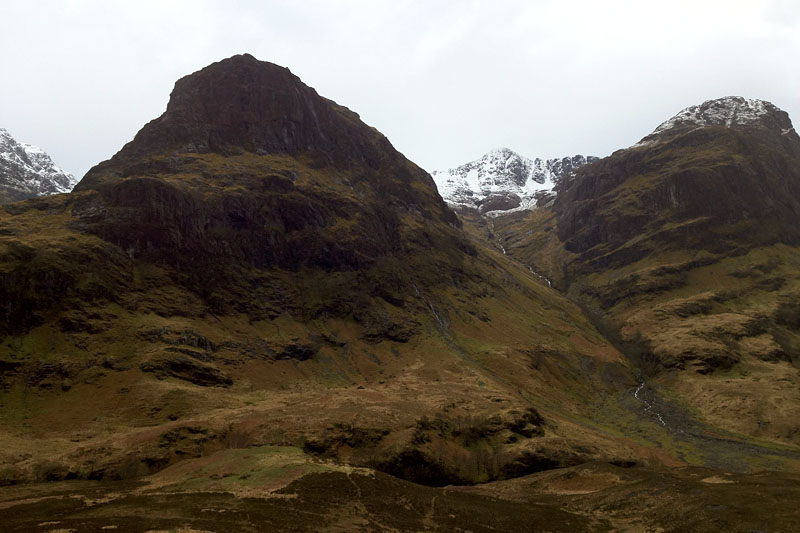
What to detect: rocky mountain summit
<box><xmin>0</xmin><ymin>127</ymin><xmax>76</xmax><ymax>204</ymax></box>
<box><xmin>431</xmin><ymin>148</ymin><xmax>596</xmax><ymax>214</ymax></box>
<box><xmin>72</xmin><ymin>53</ymin><xmax>460</xmax><ymax>272</ymax></box>
<box><xmin>77</xmin><ymin>54</ymin><xmax>433</xmax><ymax>190</ymax></box>
<box><xmin>633</xmin><ymin>96</ymin><xmax>797</xmax><ymax>148</ymax></box>
<box><xmin>556</xmin><ymin>96</ymin><xmax>800</xmax><ymax>261</ymax></box>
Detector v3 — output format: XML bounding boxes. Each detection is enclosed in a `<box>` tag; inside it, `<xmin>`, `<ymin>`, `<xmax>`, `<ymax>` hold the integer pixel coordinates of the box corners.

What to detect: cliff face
<box><xmin>70</xmin><ymin>54</ymin><xmax>463</xmax><ymax>282</ymax></box>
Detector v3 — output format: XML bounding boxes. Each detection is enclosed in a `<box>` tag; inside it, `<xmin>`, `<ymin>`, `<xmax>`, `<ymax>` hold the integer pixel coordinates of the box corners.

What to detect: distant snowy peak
<box><xmin>0</xmin><ymin>128</ymin><xmax>76</xmax><ymax>203</ymax></box>
<box><xmin>432</xmin><ymin>148</ymin><xmax>597</xmax><ymax>215</ymax></box>
<box><xmin>635</xmin><ymin>96</ymin><xmax>796</xmax><ymax>147</ymax></box>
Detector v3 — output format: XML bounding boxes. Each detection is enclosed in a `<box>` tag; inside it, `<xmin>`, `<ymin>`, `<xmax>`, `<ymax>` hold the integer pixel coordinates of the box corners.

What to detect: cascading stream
<box><xmin>634</xmin><ymin>381</ymin><xmax>667</xmax><ymax>427</ymax></box>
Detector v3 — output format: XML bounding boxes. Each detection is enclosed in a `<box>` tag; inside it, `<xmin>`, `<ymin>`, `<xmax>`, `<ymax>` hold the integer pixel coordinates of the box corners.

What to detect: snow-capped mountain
<box><xmin>0</xmin><ymin>128</ymin><xmax>76</xmax><ymax>204</ymax></box>
<box><xmin>431</xmin><ymin>148</ymin><xmax>597</xmax><ymax>215</ymax></box>
<box><xmin>633</xmin><ymin>96</ymin><xmax>797</xmax><ymax>148</ymax></box>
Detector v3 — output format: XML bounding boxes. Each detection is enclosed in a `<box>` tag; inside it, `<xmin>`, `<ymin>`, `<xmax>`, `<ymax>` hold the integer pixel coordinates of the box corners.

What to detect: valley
<box><xmin>1</xmin><ymin>56</ymin><xmax>799</xmax><ymax>531</ymax></box>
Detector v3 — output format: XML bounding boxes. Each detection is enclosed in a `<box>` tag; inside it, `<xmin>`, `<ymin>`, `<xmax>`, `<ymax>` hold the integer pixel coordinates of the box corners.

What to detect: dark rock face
<box><xmin>68</xmin><ymin>55</ymin><xmax>464</xmax><ymax>276</ymax></box>
<box><xmin>0</xmin><ymin>222</ymin><xmax>132</xmax><ymax>337</ymax></box>
<box><xmin>71</xmin><ymin>170</ymin><xmax>403</xmax><ymax>272</ymax></box>
<box><xmin>76</xmin><ymin>54</ymin><xmax>452</xmax><ymax>197</ymax></box>
<box><xmin>554</xmin><ymin>98</ymin><xmax>800</xmax><ymax>271</ymax></box>
<box><xmin>140</xmin><ymin>357</ymin><xmax>232</xmax><ymax>387</ymax></box>
<box><xmin>0</xmin><ymin>54</ymin><xmax>473</xmax><ymax>336</ymax></box>
<box><xmin>479</xmin><ymin>192</ymin><xmax>522</xmax><ymax>213</ymax></box>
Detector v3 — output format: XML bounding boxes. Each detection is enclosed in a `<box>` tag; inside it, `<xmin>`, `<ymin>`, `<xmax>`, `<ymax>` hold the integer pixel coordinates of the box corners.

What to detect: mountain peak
<box><xmin>70</xmin><ymin>54</ymin><xmax>461</xmax><ymax>270</ymax></box>
<box><xmin>656</xmin><ymin>96</ymin><xmax>775</xmax><ymax>130</ymax></box>
<box><xmin>432</xmin><ymin>149</ymin><xmax>597</xmax><ymax>215</ymax></box>
<box><xmin>635</xmin><ymin>96</ymin><xmax>796</xmax><ymax>147</ymax></box>
<box><xmin>77</xmin><ymin>54</ymin><xmax>399</xmax><ymax>191</ymax></box>
<box><xmin>0</xmin><ymin>127</ymin><xmax>76</xmax><ymax>204</ymax></box>
<box><xmin>131</xmin><ymin>53</ymin><xmax>347</xmax><ymax>156</ymax></box>
<box><xmin>484</xmin><ymin>147</ymin><xmax>518</xmax><ymax>158</ymax></box>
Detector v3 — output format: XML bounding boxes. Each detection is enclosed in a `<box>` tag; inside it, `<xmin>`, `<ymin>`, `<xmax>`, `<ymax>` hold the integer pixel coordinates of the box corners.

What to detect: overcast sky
<box><xmin>1</xmin><ymin>0</ymin><xmax>798</xmax><ymax>180</ymax></box>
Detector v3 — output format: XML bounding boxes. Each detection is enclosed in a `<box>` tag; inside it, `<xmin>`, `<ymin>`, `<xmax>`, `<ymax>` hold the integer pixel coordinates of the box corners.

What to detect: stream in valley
<box><xmin>628</xmin><ymin>379</ymin><xmax>800</xmax><ymax>472</ymax></box>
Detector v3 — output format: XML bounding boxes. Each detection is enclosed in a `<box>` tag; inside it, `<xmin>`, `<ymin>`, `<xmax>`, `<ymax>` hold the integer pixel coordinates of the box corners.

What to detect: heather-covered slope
<box><xmin>3</xmin><ymin>63</ymin><xmax>800</xmax><ymax>532</ymax></box>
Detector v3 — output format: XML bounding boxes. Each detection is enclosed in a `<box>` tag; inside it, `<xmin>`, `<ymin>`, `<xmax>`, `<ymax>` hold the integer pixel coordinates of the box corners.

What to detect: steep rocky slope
<box><xmin>431</xmin><ymin>148</ymin><xmax>596</xmax><ymax>214</ymax></box>
<box><xmin>0</xmin><ymin>128</ymin><xmax>76</xmax><ymax>204</ymax></box>
<box><xmin>0</xmin><ymin>55</ymin><xmax>641</xmax><ymax>489</ymax></box>
<box><xmin>556</xmin><ymin>96</ymin><xmax>800</xmax><ymax>263</ymax></box>
<box><xmin>493</xmin><ymin>96</ymin><xmax>800</xmax><ymax>452</ymax></box>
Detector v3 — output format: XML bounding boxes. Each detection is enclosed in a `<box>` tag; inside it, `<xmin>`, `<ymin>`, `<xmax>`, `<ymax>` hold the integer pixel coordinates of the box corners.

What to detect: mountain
<box><xmin>3</xmin><ymin>66</ymin><xmax>800</xmax><ymax>530</ymax></box>
<box><xmin>492</xmin><ymin>96</ymin><xmax>800</xmax><ymax>454</ymax></box>
<box><xmin>0</xmin><ymin>54</ymin><xmax>637</xmax><ymax>490</ymax></box>
<box><xmin>69</xmin><ymin>53</ymin><xmax>464</xmax><ymax>298</ymax></box>
<box><xmin>431</xmin><ymin>148</ymin><xmax>597</xmax><ymax>214</ymax></box>
<box><xmin>635</xmin><ymin>96</ymin><xmax>797</xmax><ymax>147</ymax></box>
<box><xmin>0</xmin><ymin>128</ymin><xmax>76</xmax><ymax>204</ymax></box>
<box><xmin>555</xmin><ymin>96</ymin><xmax>800</xmax><ymax>269</ymax></box>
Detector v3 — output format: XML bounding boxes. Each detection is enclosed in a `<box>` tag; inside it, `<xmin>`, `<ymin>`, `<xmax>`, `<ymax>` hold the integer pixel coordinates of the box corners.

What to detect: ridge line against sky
<box><xmin>1</xmin><ymin>0</ymin><xmax>798</xmax><ymax>179</ymax></box>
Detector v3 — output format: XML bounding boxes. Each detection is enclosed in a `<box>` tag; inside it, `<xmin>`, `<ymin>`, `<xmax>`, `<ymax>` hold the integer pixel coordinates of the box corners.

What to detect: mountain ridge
<box><xmin>554</xmin><ymin>95</ymin><xmax>800</xmax><ymax>263</ymax></box>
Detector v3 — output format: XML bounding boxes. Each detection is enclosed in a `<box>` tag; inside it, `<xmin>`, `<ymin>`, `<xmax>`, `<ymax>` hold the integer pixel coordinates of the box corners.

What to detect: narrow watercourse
<box><xmin>633</xmin><ymin>381</ymin><xmax>667</xmax><ymax>427</ymax></box>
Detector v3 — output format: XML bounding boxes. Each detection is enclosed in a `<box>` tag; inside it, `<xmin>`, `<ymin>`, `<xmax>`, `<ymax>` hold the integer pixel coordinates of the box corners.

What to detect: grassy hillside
<box><xmin>0</xmin><ymin>148</ymin><xmax>653</xmax><ymax>490</ymax></box>
<box><xmin>486</xmin><ymin>117</ymin><xmax>800</xmax><ymax>472</ymax></box>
